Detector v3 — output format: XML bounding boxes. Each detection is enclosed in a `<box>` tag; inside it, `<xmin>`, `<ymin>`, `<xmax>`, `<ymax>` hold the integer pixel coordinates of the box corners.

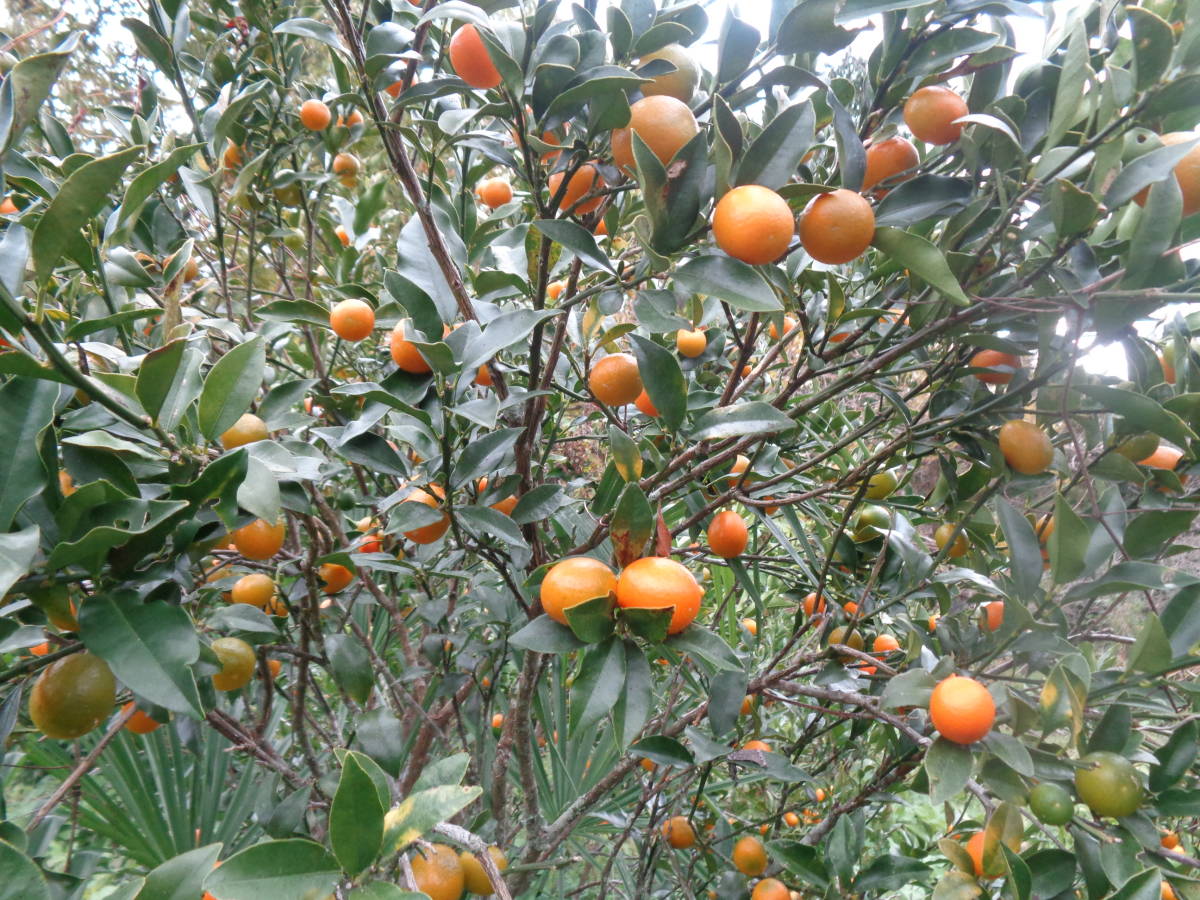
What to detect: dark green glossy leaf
<box><xmin>689</xmin><ymin>401</ymin><xmax>793</xmax><ymax>441</ymax></box>
<box><xmin>198</xmin><ymin>336</ymin><xmax>266</xmax><ymax>441</ymax></box>
<box><xmin>510</xmin><ymin>614</ymin><xmax>586</xmax><ymax>653</ymax></box>
<box><xmin>570</xmin><ymin>636</ymin><xmax>626</xmax><ymax>732</ymax></box>
<box><xmin>331</xmin><ymin>754</ymin><xmax>384</xmax><ymax>876</ymax></box>
<box><xmin>871</xmin><ymin>227</ymin><xmax>969</xmax><ymax>305</ymax></box>
<box><xmin>629</xmin><ymin>333</ymin><xmax>687</xmax><ymax>431</ymax></box>
<box><xmin>202</xmin><ymin>839</ymin><xmax>339</xmax><ymax>899</ymax></box>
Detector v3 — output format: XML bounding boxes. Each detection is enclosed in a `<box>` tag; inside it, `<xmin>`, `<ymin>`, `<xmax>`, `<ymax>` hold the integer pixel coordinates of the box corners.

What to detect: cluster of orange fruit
<box><xmin>541</xmin><ymin>554</ymin><xmax>702</xmax><ymax>634</ymax></box>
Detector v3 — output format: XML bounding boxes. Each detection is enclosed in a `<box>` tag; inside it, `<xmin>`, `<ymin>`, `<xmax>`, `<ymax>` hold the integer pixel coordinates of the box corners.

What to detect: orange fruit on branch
<box><xmin>903</xmin><ymin>85</ymin><xmax>969</xmax><ymax>145</ymax></box>
<box><xmin>983</xmin><ymin>600</ymin><xmax>1004</xmax><ymax>631</ymax></box>
<box><xmin>477</xmin><ymin>177</ymin><xmax>514</xmax><ymax>209</ymax></box>
<box><xmin>638</xmin><ymin>44</ymin><xmax>700</xmax><ymax>102</ymax></box>
<box><xmin>459</xmin><ymin>846</ymin><xmax>508</xmax><ymax>895</ymax></box>
<box><xmin>1140</xmin><ymin>445</ymin><xmax>1182</xmax><ymax>470</ymax></box>
<box><xmin>661</xmin><ymin>815</ymin><xmax>696</xmax><ymax>848</ymax></box>
<box><xmin>751</xmin><ymin>879</ymin><xmax>790</xmax><ymax>900</ymax></box>
<box><xmin>449</xmin><ymin>24</ymin><xmax>502</xmax><ymax>89</ymax></box>
<box><xmin>965</xmin><ymin>831</ymin><xmax>1005</xmax><ymax>878</ymax></box>
<box><xmin>712</xmin><ymin>185</ymin><xmax>795</xmax><ymax>265</ymax></box>
<box><xmin>332</xmin><ymin>152</ymin><xmax>360</xmax><ymax>176</ymax></box>
<box><xmin>402</xmin><ymin>487</ymin><xmax>450</xmax><ymax>544</ymax></box>
<box><xmin>233</xmin><ymin>519</ymin><xmax>286</xmax><ymax>560</ymax></box>
<box><xmin>969</xmin><ymin>349</ymin><xmax>1020</xmax><ymax>385</ymax></box>
<box><xmin>732</xmin><ymin>835</ymin><xmax>768</xmax><ymax>876</ymax></box>
<box><xmin>588</xmin><ymin>353</ymin><xmax>643</xmax><ymax>406</ymax></box>
<box><xmin>929</xmin><ymin>674</ymin><xmax>995</xmax><ymax>744</ymax></box>
<box><xmin>231</xmin><ymin>573</ymin><xmax>275</xmax><ymax>607</ymax></box>
<box><xmin>634</xmin><ymin>389</ymin><xmax>659</xmax><ymax>417</ymax></box>
<box><xmin>299</xmin><ymin>98</ymin><xmax>331</xmax><ymax>131</ymax></box>
<box><xmin>1074</xmin><ymin>751</ymin><xmax>1143</xmax><ymax>818</ymax></box>
<box><xmin>998</xmin><ymin>419</ymin><xmax>1053</xmax><ymax>475</ymax></box>
<box><xmin>540</xmin><ymin>556</ymin><xmax>617</xmax><ymax>625</ymax></box>
<box><xmin>934</xmin><ymin>523</ymin><xmax>969</xmax><ymax>558</ymax></box>
<box><xmin>1134</xmin><ymin>132</ymin><xmax>1200</xmax><ymax>216</ymax></box>
<box><xmin>318</xmin><ymin>563</ymin><xmax>354</xmax><ymax>594</ymax></box>
<box><xmin>547</xmin><ymin>164</ymin><xmax>604</xmax><ymax>215</ymax></box>
<box><xmin>799</xmin><ymin>189</ymin><xmax>875</xmax><ymax>264</ymax></box>
<box><xmin>616</xmin><ymin>556</ymin><xmax>703</xmax><ymax>634</ymax></box>
<box><xmin>390</xmin><ymin>322</ymin><xmax>433</xmax><ymax>374</ymax></box>
<box><xmin>612</xmin><ymin>95</ymin><xmax>699</xmax><ymax>173</ymax></box>
<box><xmin>802</xmin><ymin>592</ymin><xmax>826</xmax><ymax>618</ymax></box>
<box><xmin>220</xmin><ymin>413</ymin><xmax>268</xmax><ymax>450</ymax></box>
<box><xmin>862</xmin><ymin>135</ymin><xmax>919</xmax><ymax>192</ymax></box>
<box><xmin>30</xmin><ymin>652</ymin><xmax>116</xmax><ymax>740</ymax></box>
<box><xmin>411</xmin><ymin>844</ymin><xmax>466</xmax><ymax>900</ymax></box>
<box><xmin>211</xmin><ymin>637</ymin><xmax>256</xmax><ymax>691</ymax></box>
<box><xmin>122</xmin><ymin>701</ymin><xmax>163</xmax><ymax>735</ymax></box>
<box><xmin>330</xmin><ymin>298</ymin><xmax>375</xmax><ymax>341</ymax></box>
<box><xmin>676</xmin><ymin>328</ymin><xmax>707</xmax><ymax>357</ymax></box>
<box><xmin>708</xmin><ymin>510</ymin><xmax>749</xmax><ymax>559</ymax></box>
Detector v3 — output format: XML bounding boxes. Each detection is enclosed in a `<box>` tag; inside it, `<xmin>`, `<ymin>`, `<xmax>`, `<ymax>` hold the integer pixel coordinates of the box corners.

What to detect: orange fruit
<box><xmin>1162</xmin><ymin>832</ymin><xmax>1180</xmax><ymax>850</ymax></box>
<box><xmin>983</xmin><ymin>600</ymin><xmax>1004</xmax><ymax>631</ymax></box>
<box><xmin>934</xmin><ymin>523</ymin><xmax>969</xmax><ymax>558</ymax></box>
<box><xmin>708</xmin><ymin>510</ymin><xmax>749</xmax><ymax>558</ymax></box>
<box><xmin>403</xmin><ymin>487</ymin><xmax>450</xmax><ymax>544</ymax></box>
<box><xmin>640</xmin><ymin>757</ymin><xmax>656</xmax><ymax>772</ymax></box>
<box><xmin>1140</xmin><ymin>445</ymin><xmax>1183</xmax><ymax>470</ymax></box>
<box><xmin>741</xmin><ymin>617</ymin><xmax>758</xmax><ymax>636</ymax></box>
<box><xmin>842</xmin><ymin>601</ymin><xmax>859</xmax><ymax>617</ymax></box>
<box><xmin>390</xmin><ymin>322</ymin><xmax>433</xmax><ymax>374</ymax></box>
<box><xmin>459</xmin><ymin>846</ymin><xmax>508</xmax><ymax>895</ymax></box>
<box><xmin>1134</xmin><ymin>132</ymin><xmax>1200</xmax><ymax>216</ymax></box>
<box><xmin>477</xmin><ymin>177</ymin><xmax>514</xmax><ymax>209</ymax></box>
<box><xmin>449</xmin><ymin>24</ymin><xmax>502</xmax><ymax>89</ymax></box>
<box><xmin>743</xmin><ymin>739</ymin><xmax>771</xmax><ymax>752</ymax></box>
<box><xmin>814</xmin><ymin>788</ymin><xmax>827</xmax><ymax>802</ymax></box>
<box><xmin>211</xmin><ymin>637</ymin><xmax>256</xmax><ymax>691</ymax></box>
<box><xmin>337</xmin><ymin>109</ymin><xmax>363</xmax><ymax>127</ymax></box>
<box><xmin>612</xmin><ymin>95</ymin><xmax>699</xmax><ymax>173</ymax></box>
<box><xmin>903</xmin><ymin>86</ymin><xmax>969</xmax><ymax>145</ymax></box>
<box><xmin>231</xmin><ymin>573</ymin><xmax>275</xmax><ymax>607</ymax></box>
<box><xmin>223</xmin><ymin>140</ymin><xmax>243</xmax><ymax>168</ymax></box>
<box><xmin>862</xmin><ymin>136</ymin><xmax>919</xmax><ymax>192</ymax></box>
<box><xmin>319</xmin><ymin>563</ymin><xmax>354</xmax><ymax>594</ymax></box>
<box><xmin>491</xmin><ymin>713</ymin><xmax>504</xmax><ymax>730</ymax></box>
<box><xmin>662</xmin><ymin>815</ymin><xmax>696</xmax><ymax>849</ymax></box>
<box><xmin>1032</xmin><ymin>513</ymin><xmax>1056</xmax><ymax>544</ymax></box>
<box><xmin>330</xmin><ymin>299</ymin><xmax>375</xmax><ymax>341</ymax></box>
<box><xmin>783</xmin><ymin>811</ymin><xmax>800</xmax><ymax>827</ymax></box>
<box><xmin>711</xmin><ymin>185</ymin><xmax>795</xmax><ymax>266</ymax></box>
<box><xmin>998</xmin><ymin>419</ymin><xmax>1054</xmax><ymax>475</ymax></box>
<box><xmin>123</xmin><ymin>701</ymin><xmax>162</xmax><ymax>735</ymax></box>
<box><xmin>220</xmin><ymin>412</ymin><xmax>268</xmax><ymax>449</ymax></box>
<box><xmin>30</xmin><ymin>652</ymin><xmax>116</xmax><ymax>739</ymax></box>
<box><xmin>490</xmin><ymin>494</ymin><xmax>518</xmax><ymax>516</ymax></box>
<box><xmin>332</xmin><ymin>152</ymin><xmax>360</xmax><ymax>176</ymax></box>
<box><xmin>548</xmin><ymin>164</ymin><xmax>604</xmax><ymax>214</ymax></box>
<box><xmin>732</xmin><ymin>836</ymin><xmax>768</xmax><ymax>877</ymax></box>
<box><xmin>752</xmin><ymin>879</ymin><xmax>790</xmax><ymax>900</ymax></box>
<box><xmin>872</xmin><ymin>634</ymin><xmax>900</xmax><ymax>654</ymax></box>
<box><xmin>0</xmin><ymin>196</ymin><xmax>18</xmax><ymax>215</ymax></box>
<box><xmin>769</xmin><ymin>315</ymin><xmax>798</xmax><ymax>341</ymax></box>
<box><xmin>58</xmin><ymin>469</ymin><xmax>76</xmax><ymax>497</ymax></box>
<box><xmin>966</xmin><ymin>831</ymin><xmax>1005</xmax><ymax>878</ymax></box>
<box><xmin>475</xmin><ymin>364</ymin><xmax>494</xmax><ymax>387</ymax></box>
<box><xmin>676</xmin><ymin>328</ymin><xmax>707</xmax><ymax>357</ymax></box>
<box><xmin>929</xmin><ymin>674</ymin><xmax>995</xmax><ymax>744</ymax></box>
<box><xmin>634</xmin><ymin>389</ymin><xmax>659</xmax><ymax>417</ymax></box>
<box><xmin>233</xmin><ymin>519</ymin><xmax>286</xmax><ymax>560</ymax></box>
<box><xmin>588</xmin><ymin>353</ymin><xmax>643</xmax><ymax>406</ymax></box>
<box><xmin>411</xmin><ymin>844</ymin><xmax>466</xmax><ymax>900</ymax></box>
<box><xmin>638</xmin><ymin>44</ymin><xmax>700</xmax><ymax>102</ymax></box>
<box><xmin>728</xmin><ymin>454</ymin><xmax>751</xmax><ymax>481</ymax></box>
<box><xmin>266</xmin><ymin>658</ymin><xmax>282</xmax><ymax>679</ymax></box>
<box><xmin>547</xmin><ymin>280</ymin><xmax>566</xmax><ymax>301</ymax></box>
<box><xmin>616</xmin><ymin>557</ymin><xmax>703</xmax><ymax>634</ymax></box>
<box><xmin>334</xmin><ymin>225</ymin><xmax>350</xmax><ymax>247</ymax></box>
<box><xmin>1164</xmin><ymin>883</ymin><xmax>1178</xmax><ymax>900</ymax></box>
<box><xmin>799</xmin><ymin>189</ymin><xmax>875</xmax><ymax>264</ymax></box>
<box><xmin>1160</xmin><ymin>350</ymin><xmax>1176</xmax><ymax>384</ymax></box>
<box><xmin>299</xmin><ymin>98</ymin><xmax>331</xmax><ymax>131</ymax></box>
<box><xmin>29</xmin><ymin>642</ymin><xmax>50</xmax><ymax>657</ymax></box>
<box><xmin>970</xmin><ymin>349</ymin><xmax>1020</xmax><ymax>384</ymax></box>
<box><xmin>540</xmin><ymin>557</ymin><xmax>617</xmax><ymax>625</ymax></box>
<box><xmin>802</xmin><ymin>592</ymin><xmax>826</xmax><ymax>618</ymax></box>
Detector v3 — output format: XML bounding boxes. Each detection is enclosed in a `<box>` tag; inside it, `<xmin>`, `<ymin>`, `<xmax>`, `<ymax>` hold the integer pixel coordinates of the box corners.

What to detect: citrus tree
<box><xmin>2</xmin><ymin>0</ymin><xmax>1200</xmax><ymax>897</ymax></box>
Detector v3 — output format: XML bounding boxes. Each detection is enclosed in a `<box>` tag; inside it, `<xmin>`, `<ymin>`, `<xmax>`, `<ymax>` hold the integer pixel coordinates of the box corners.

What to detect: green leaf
<box><xmin>331</xmin><ymin>754</ymin><xmax>384</xmax><ymax>876</ymax></box>
<box><xmin>1049</xmin><ymin>495</ymin><xmax>1089</xmax><ymax>585</ymax></box>
<box><xmin>570</xmin><ymin>636</ymin><xmax>627</xmax><ymax>732</ymax></box>
<box><xmin>665</xmin><ymin>625</ymin><xmax>741</xmax><ymax>671</ymax></box>
<box><xmin>995</xmin><ymin>498</ymin><xmax>1043</xmax><ymax>602</ymax></box>
<box><xmin>327</xmin><ymin>634</ymin><xmax>374</xmax><ymax>705</ymax></box>
<box><xmin>853</xmin><ymin>855</ymin><xmax>932</xmax><ymax>893</ymax></box>
<box><xmin>412</xmin><ymin>753</ymin><xmax>469</xmax><ymax>792</ymax></box>
<box><xmin>871</xmin><ymin>227</ymin><xmax>969</xmax><ymax>305</ymax></box>
<box><xmin>198</xmin><ymin>336</ymin><xmax>266</xmax><ymax>441</ymax></box>
<box><xmin>982</xmin><ymin>732</ymin><xmax>1034</xmax><ymax>777</ymax></box>
<box><xmin>1123</xmin><ymin>175</ymin><xmax>1183</xmax><ymax>289</ymax></box>
<box><xmin>1150</xmin><ymin>720</ymin><xmax>1198</xmax><ymax>792</ymax></box>
<box><xmin>0</xmin><ymin>378</ymin><xmax>57</xmax><ymax>530</ymax></box>
<box><xmin>1124</xmin><ymin>510</ymin><xmax>1196</xmax><ymax>558</ymax></box>
<box><xmin>673</xmin><ymin>255</ymin><xmax>782</xmax><ymax>311</ymax></box>
<box><xmin>382</xmin><ymin>784</ymin><xmax>482</xmax><ymax>851</ymax></box>
<box><xmin>531</xmin><ymin>220</ymin><xmax>615</xmax><ymax>274</ymax></box>
<box><xmin>769</xmin><ymin>839</ymin><xmax>830</xmax><ymax>889</ymax></box>
<box><xmin>355</xmin><ymin>709</ymin><xmax>405</xmax><ymax>777</ymax></box>
<box><xmin>0</xmin><ymin>526</ymin><xmax>38</xmax><ymax>599</ymax></box>
<box><xmin>78</xmin><ymin>594</ymin><xmax>203</xmax><ymax>718</ymax></box>
<box><xmin>33</xmin><ymin>145</ymin><xmax>142</xmax><ymax>282</ymax></box>
<box><xmin>116</xmin><ymin>144</ymin><xmax>204</xmax><ymax>233</ymax></box>
<box><xmin>777</xmin><ymin>0</ymin><xmax>859</xmax><ymax>55</ymax></box>
<box><xmin>1105</xmin><ymin>135</ymin><xmax>1200</xmax><ymax>209</ymax></box>
<box><xmin>1127</xmin><ymin>614</ymin><xmax>1172</xmax><ymax>674</ymax></box>
<box><xmin>610</xmin><ymin>483</ymin><xmax>654</xmax><ymax>570</ymax></box>
<box><xmin>828</xmin><ymin>89</ymin><xmax>866</xmax><ymax>192</ymax></box>
<box><xmin>136</xmin><ymin>339</ymin><xmax>189</xmax><ymax>423</ymax></box>
<box><xmin>450</xmin><ymin>428</ymin><xmax>521</xmax><ymax>489</ymax></box>
<box><xmin>510</xmin><ymin>614</ymin><xmax>585</xmax><ymax>653</ymax></box>
<box><xmin>621</xmin><ymin>606</ymin><xmax>673</xmax><ymax>643</ymax></box>
<box><xmin>1049</xmin><ymin>179</ymin><xmax>1100</xmax><ymax>236</ymax></box>
<box><xmin>613</xmin><ymin>641</ymin><xmax>652</xmax><ymax>747</ymax></box>
<box><xmin>1080</xmin><ymin>386</ymin><xmax>1196</xmax><ymax>449</ymax></box>
<box><xmin>707</xmin><ymin>667</ymin><xmax>748</xmax><ymax>737</ymax></box>
<box><xmin>874</xmin><ymin>176</ymin><xmax>973</xmax><ymax>227</ymax></box>
<box><xmin>716</xmin><ymin>12</ymin><xmax>758</xmax><ymax>84</ymax></box>
<box><xmin>1129</xmin><ymin>9</ymin><xmax>1175</xmax><ymax>91</ymax></box>
<box><xmin>1109</xmin><ymin>870</ymin><xmax>1167</xmax><ymax>900</ymax></box>
<box><xmin>881</xmin><ymin>669</ymin><xmax>936</xmax><ymax>709</ymax></box>
<box><xmin>3</xmin><ymin>33</ymin><xmax>79</xmax><ymax>151</ymax></box>
<box><xmin>273</xmin><ymin>17</ymin><xmax>345</xmax><ymax>54</ymax></box>
<box><xmin>47</xmin><ymin>497</ymin><xmax>190</xmax><ymax>572</ymax></box>
<box><xmin>202</xmin><ymin>839</ymin><xmax>339</xmax><ymax>900</ymax></box>
<box><xmin>0</xmin><ymin>840</ymin><xmax>50</xmax><ymax>900</ymax></box>
<box><xmin>563</xmin><ymin>592</ymin><xmax>617</xmax><ymax>644</ymax></box>
<box><xmin>689</xmin><ymin>401</ymin><xmax>794</xmax><ymax>441</ymax></box>
<box><xmin>926</xmin><ymin>738</ymin><xmax>973</xmax><ymax>803</ymax></box>
<box><xmin>629</xmin><ymin>735</ymin><xmax>693</xmax><ymax>767</ymax></box>
<box><xmin>629</xmin><ymin>334</ymin><xmax>687</xmax><ymax>431</ymax></box>
<box><xmin>736</xmin><ymin>100</ymin><xmax>814</xmax><ymax>191</ymax></box>
<box><xmin>136</xmin><ymin>844</ymin><xmax>223</xmax><ymax>900</ymax></box>
<box><xmin>931</xmin><ymin>870</ymin><xmax>984</xmax><ymax>899</ymax></box>
<box><xmin>1045</xmin><ymin>20</ymin><xmax>1089</xmax><ymax>151</ymax></box>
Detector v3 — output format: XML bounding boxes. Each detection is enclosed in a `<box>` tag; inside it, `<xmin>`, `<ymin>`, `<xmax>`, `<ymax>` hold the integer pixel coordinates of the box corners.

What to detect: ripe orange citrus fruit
<box><xmin>662</xmin><ymin>815</ymin><xmax>696</xmax><ymax>848</ymax></box>
<box><xmin>266</xmin><ymin>658</ymin><xmax>282</xmax><ymax>679</ymax></box>
<box><xmin>998</xmin><ymin>419</ymin><xmax>1054</xmax><ymax>475</ymax></box>
<box><xmin>1074</xmin><ymin>751</ymin><xmax>1143</xmax><ymax>818</ymax></box>
<box><xmin>411</xmin><ymin>844</ymin><xmax>466</xmax><ymax>900</ymax></box>
<box><xmin>332</xmin><ymin>152</ymin><xmax>360</xmax><ymax>176</ymax></box>
<box><xmin>970</xmin><ymin>349</ymin><xmax>1020</xmax><ymax>384</ymax></box>
<box><xmin>732</xmin><ymin>835</ymin><xmax>768</xmax><ymax>876</ymax></box>
<box><xmin>299</xmin><ymin>98</ymin><xmax>331</xmax><ymax>131</ymax></box>
<box><xmin>319</xmin><ymin>563</ymin><xmax>354</xmax><ymax>594</ymax></box>
<box><xmin>30</xmin><ymin>652</ymin><xmax>116</xmax><ymax>739</ymax></box>
<box><xmin>403</xmin><ymin>487</ymin><xmax>450</xmax><ymax>544</ymax></box>
<box><xmin>751</xmin><ymin>878</ymin><xmax>790</xmax><ymax>900</ymax></box>
<box><xmin>337</xmin><ymin>109</ymin><xmax>363</xmax><ymax>127</ymax></box>
<box><xmin>231</xmin><ymin>573</ymin><xmax>275</xmax><ymax>607</ymax></box>
<box><xmin>872</xmin><ymin>634</ymin><xmax>900</xmax><ymax>654</ymax></box>
<box><xmin>1140</xmin><ymin>445</ymin><xmax>1183</xmax><ymax>470</ymax></box>
<box><xmin>934</xmin><ymin>523</ymin><xmax>969</xmax><ymax>558</ymax></box>
<box><xmin>449</xmin><ymin>24</ymin><xmax>501</xmax><ymax>89</ymax></box>
<box><xmin>211</xmin><ymin>637</ymin><xmax>256</xmax><ymax>691</ymax></box>
<box><xmin>220</xmin><ymin>413</ymin><xmax>268</xmax><ymax>449</ymax></box>
<box><xmin>123</xmin><ymin>701</ymin><xmax>162</xmax><ymax>735</ymax></box>
<box><xmin>983</xmin><ymin>601</ymin><xmax>1004</xmax><ymax>631</ymax></box>
<box><xmin>588</xmin><ymin>353</ymin><xmax>643</xmax><ymax>406</ymax></box>
<box><xmin>390</xmin><ymin>322</ymin><xmax>433</xmax><ymax>374</ymax></box>
<box><xmin>741</xmin><ymin>617</ymin><xmax>758</xmax><ymax>636</ymax></box>
<box><xmin>799</xmin><ymin>189</ymin><xmax>875</xmax><ymax>264</ymax></box>
<box><xmin>330</xmin><ymin>298</ymin><xmax>375</xmax><ymax>341</ymax></box>
<box><xmin>616</xmin><ymin>557</ymin><xmax>703</xmax><ymax>634</ymax></box>
<box><xmin>929</xmin><ymin>674</ymin><xmax>995</xmax><ymax>744</ymax></box>
<box><xmin>233</xmin><ymin>519</ymin><xmax>286</xmax><ymax>560</ymax></box>
<box><xmin>862</xmin><ymin>136</ymin><xmax>920</xmax><ymax>192</ymax></box>
<box><xmin>638</xmin><ymin>44</ymin><xmax>700</xmax><ymax>102</ymax></box>
<box><xmin>711</xmin><ymin>185</ymin><xmax>795</xmax><ymax>265</ymax></box>
<box><xmin>477</xmin><ymin>177</ymin><xmax>513</xmax><ymax>209</ymax></box>
<box><xmin>0</xmin><ymin>196</ymin><xmax>17</xmax><ymax>215</ymax></box>
<box><xmin>548</xmin><ymin>164</ymin><xmax>604</xmax><ymax>215</ymax></box>
<box><xmin>547</xmin><ymin>280</ymin><xmax>566</xmax><ymax>300</ymax></box>
<box><xmin>540</xmin><ymin>557</ymin><xmax>617</xmax><ymax>625</ymax></box>
<box><xmin>676</xmin><ymin>328</ymin><xmax>707</xmax><ymax>357</ymax></box>
<box><xmin>903</xmin><ymin>85</ymin><xmax>969</xmax><ymax>145</ymax></box>
<box><xmin>223</xmin><ymin>140</ymin><xmax>243</xmax><ymax>168</ymax></box>
<box><xmin>459</xmin><ymin>846</ymin><xmax>507</xmax><ymax>895</ymax></box>
<box><xmin>802</xmin><ymin>592</ymin><xmax>826</xmax><ymax>618</ymax></box>
<box><xmin>634</xmin><ymin>389</ymin><xmax>659</xmax><ymax>417</ymax></box>
<box><xmin>1162</xmin><ymin>832</ymin><xmax>1181</xmax><ymax>850</ymax></box>
<box><xmin>827</xmin><ymin>626</ymin><xmax>864</xmax><ymax>656</ymax></box>
<box><xmin>335</xmin><ymin>225</ymin><xmax>351</xmax><ymax>247</ymax></box>
<box><xmin>743</xmin><ymin>739</ymin><xmax>771</xmax><ymax>752</ymax></box>
<box><xmin>708</xmin><ymin>510</ymin><xmax>749</xmax><ymax>559</ymax></box>
<box><xmin>966</xmin><ymin>832</ymin><xmax>1005</xmax><ymax>878</ymax></box>
<box><xmin>1134</xmin><ymin>132</ymin><xmax>1200</xmax><ymax>216</ymax></box>
<box><xmin>611</xmin><ymin>95</ymin><xmax>699</xmax><ymax>173</ymax></box>
<box><xmin>783</xmin><ymin>811</ymin><xmax>800</xmax><ymax>827</ymax></box>
<box><xmin>769</xmin><ymin>314</ymin><xmax>798</xmax><ymax>340</ymax></box>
